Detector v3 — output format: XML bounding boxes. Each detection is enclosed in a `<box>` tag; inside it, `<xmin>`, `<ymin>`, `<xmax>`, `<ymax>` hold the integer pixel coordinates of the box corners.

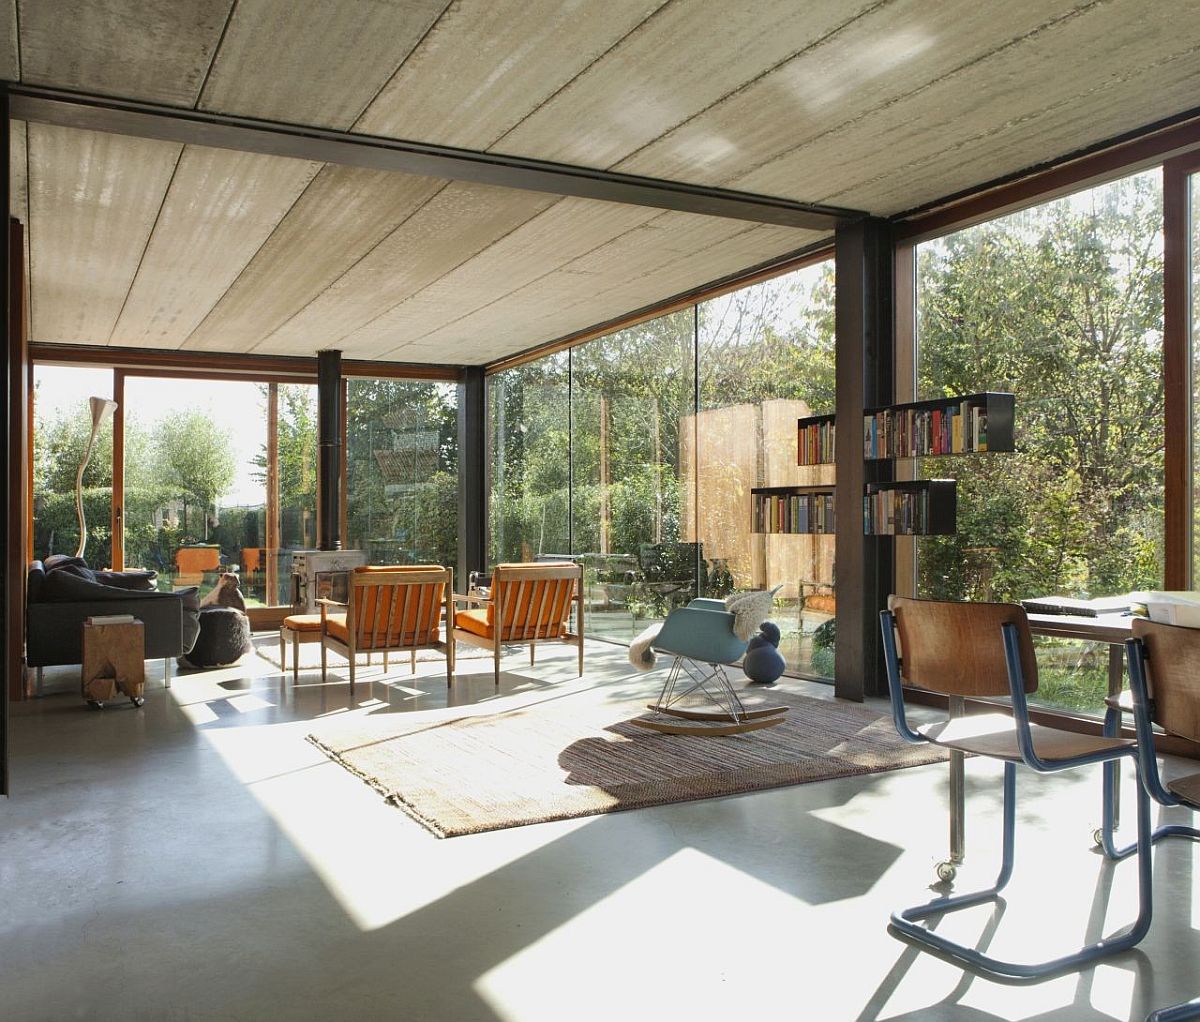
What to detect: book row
<box><xmin>797</xmin><ymin>418</ymin><xmax>835</xmax><ymax>466</ymax></box>
<box><xmin>863</xmin><ymin>483</ymin><xmax>955</xmax><ymax>535</ymax></box>
<box><xmin>864</xmin><ymin>401</ymin><xmax>991</xmax><ymax>460</ymax></box>
<box><xmin>752</xmin><ymin>491</ymin><xmax>835</xmax><ymax>535</ymax></box>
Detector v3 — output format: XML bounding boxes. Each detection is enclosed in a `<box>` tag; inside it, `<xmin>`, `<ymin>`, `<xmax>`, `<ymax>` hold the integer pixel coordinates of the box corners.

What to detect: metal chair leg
<box><xmin>1147</xmin><ymin>998</ymin><xmax>1200</xmax><ymax>1022</ymax></box>
<box><xmin>891</xmin><ymin>756</ymin><xmax>1154</xmax><ymax>979</ymax></box>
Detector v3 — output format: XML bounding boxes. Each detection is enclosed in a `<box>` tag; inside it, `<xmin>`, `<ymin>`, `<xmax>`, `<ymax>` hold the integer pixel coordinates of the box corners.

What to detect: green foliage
<box><xmin>152</xmin><ymin>410</ymin><xmax>238</xmax><ymax>541</ymax></box>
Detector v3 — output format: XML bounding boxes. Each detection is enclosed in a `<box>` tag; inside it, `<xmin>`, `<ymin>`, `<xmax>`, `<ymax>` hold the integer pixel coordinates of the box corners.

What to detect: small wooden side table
<box><xmin>82</xmin><ymin>619</ymin><xmax>146</xmax><ymax>708</ymax></box>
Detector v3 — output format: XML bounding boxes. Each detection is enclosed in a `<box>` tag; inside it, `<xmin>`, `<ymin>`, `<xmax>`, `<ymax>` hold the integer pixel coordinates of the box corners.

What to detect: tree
<box><xmin>153</xmin><ymin>410</ymin><xmax>237</xmax><ymax>541</ymax></box>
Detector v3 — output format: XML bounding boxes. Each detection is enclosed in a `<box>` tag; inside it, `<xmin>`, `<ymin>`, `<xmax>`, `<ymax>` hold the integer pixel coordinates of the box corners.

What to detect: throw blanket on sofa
<box><xmin>626</xmin><ymin>587</ymin><xmax>780</xmax><ymax>672</ymax></box>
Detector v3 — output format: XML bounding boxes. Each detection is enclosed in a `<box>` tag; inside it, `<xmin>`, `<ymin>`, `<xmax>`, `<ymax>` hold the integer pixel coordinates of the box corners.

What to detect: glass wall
<box><xmin>697</xmin><ymin>263</ymin><xmax>837</xmax><ymax>677</ymax></box>
<box><xmin>346</xmin><ymin>379</ymin><xmax>459</xmax><ymax>568</ymax></box>
<box><xmin>572</xmin><ymin>313</ymin><xmax>696</xmax><ymax>645</ymax></box>
<box><xmin>32</xmin><ymin>365</ymin><xmax>115</xmax><ymax>567</ymax></box>
<box><xmin>487</xmin><ymin>261</ymin><xmax>836</xmax><ymax>678</ymax></box>
<box><xmin>913</xmin><ymin>170</ymin><xmax>1165</xmax><ymax>712</ymax></box>
<box><xmin>488</xmin><ymin>353</ymin><xmax>570</xmax><ymax>564</ymax></box>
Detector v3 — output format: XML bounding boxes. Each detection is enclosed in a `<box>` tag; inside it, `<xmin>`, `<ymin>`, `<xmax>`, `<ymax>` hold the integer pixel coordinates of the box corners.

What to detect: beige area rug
<box><xmin>306</xmin><ymin>690</ymin><xmax>949</xmax><ymax>837</ymax></box>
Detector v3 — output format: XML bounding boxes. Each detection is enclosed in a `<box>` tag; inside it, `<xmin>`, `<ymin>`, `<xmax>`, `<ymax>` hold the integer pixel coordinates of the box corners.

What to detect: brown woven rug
<box><xmin>306</xmin><ymin>689</ymin><xmax>949</xmax><ymax>838</ymax></box>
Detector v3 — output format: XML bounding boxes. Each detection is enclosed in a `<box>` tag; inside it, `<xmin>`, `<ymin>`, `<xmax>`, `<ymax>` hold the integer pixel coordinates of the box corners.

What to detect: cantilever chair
<box><xmin>881</xmin><ymin>596</ymin><xmax>1153</xmax><ymax>979</ymax></box>
<box><xmin>452</xmin><ymin>562</ymin><xmax>583</xmax><ymax>686</ymax></box>
<box><xmin>1123</xmin><ymin>619</ymin><xmax>1200</xmax><ymax>1022</ymax></box>
<box><xmin>1096</xmin><ymin>617</ymin><xmax>1200</xmax><ymax>860</ymax></box>
<box><xmin>319</xmin><ymin>566</ymin><xmax>454</xmax><ymax>692</ymax></box>
<box><xmin>636</xmin><ymin>597</ymin><xmax>786</xmax><ymax>736</ymax></box>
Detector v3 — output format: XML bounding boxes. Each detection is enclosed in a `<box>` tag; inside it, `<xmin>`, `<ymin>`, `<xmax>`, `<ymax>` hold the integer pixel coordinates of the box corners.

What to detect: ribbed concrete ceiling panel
<box><xmin>110</xmin><ymin>147</ymin><xmax>322</xmax><ymax>348</ymax></box>
<box><xmin>387</xmin><ymin>215</ymin><xmax>819</xmax><ymax>359</ymax></box>
<box><xmin>830</xmin><ymin>46</ymin><xmax>1200</xmax><ymax>215</ymax></box>
<box><xmin>336</xmin><ymin>197</ymin><xmax>663</xmax><ymax>356</ymax></box>
<box><xmin>199</xmin><ymin>0</ymin><xmax>452</xmax><ymax>129</ymax></box>
<box><xmin>18</xmin><ymin>0</ymin><xmax>233</xmax><ymax>107</ymax></box>
<box><xmin>0</xmin><ymin>0</ymin><xmax>17</xmax><ymax>81</ymax></box>
<box><xmin>255</xmin><ymin>182</ymin><xmax>559</xmax><ymax>355</ymax></box>
<box><xmin>183</xmin><ymin>165</ymin><xmax>446</xmax><ymax>352</ymax></box>
<box><xmin>612</xmin><ymin>0</ymin><xmax>1070</xmax><ymax>189</ymax></box>
<box><xmin>28</xmin><ymin>125</ymin><xmax>181</xmax><ymax>344</ymax></box>
<box><xmin>354</xmin><ymin>0</ymin><xmax>665</xmax><ymax>149</ymax></box>
<box><xmin>489</xmin><ymin>0</ymin><xmax>877</xmax><ymax>171</ymax></box>
<box><xmin>734</xmin><ymin>0</ymin><xmax>1193</xmax><ymax>212</ymax></box>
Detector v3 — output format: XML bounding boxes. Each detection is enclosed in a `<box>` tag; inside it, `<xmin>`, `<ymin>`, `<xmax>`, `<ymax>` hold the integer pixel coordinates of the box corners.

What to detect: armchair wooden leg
<box><xmin>279</xmin><ymin>631</ymin><xmax>286</xmax><ymax>676</ymax></box>
<box><xmin>292</xmin><ymin>632</ymin><xmax>299</xmax><ymax>682</ymax></box>
<box><xmin>383</xmin><ymin>651</ymin><xmax>389</xmax><ymax>672</ymax></box>
<box><xmin>410</xmin><ymin>650</ymin><xmax>416</xmax><ymax>674</ymax></box>
<box><xmin>320</xmin><ymin>638</ymin><xmax>328</xmax><ymax>683</ymax></box>
<box><xmin>349</xmin><ymin>652</ymin><xmax>356</xmax><ymax>694</ymax></box>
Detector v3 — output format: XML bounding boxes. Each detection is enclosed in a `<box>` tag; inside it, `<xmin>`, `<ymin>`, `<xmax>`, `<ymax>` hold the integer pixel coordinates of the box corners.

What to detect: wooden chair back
<box><xmin>348</xmin><ymin>566</ymin><xmax>451</xmax><ymax>651</ymax></box>
<box><xmin>887</xmin><ymin>596</ymin><xmax>1038</xmax><ymax>697</ymax></box>
<box><xmin>1131</xmin><ymin>618</ymin><xmax>1200</xmax><ymax>743</ymax></box>
<box><xmin>492</xmin><ymin>563</ymin><xmax>581</xmax><ymax>642</ymax></box>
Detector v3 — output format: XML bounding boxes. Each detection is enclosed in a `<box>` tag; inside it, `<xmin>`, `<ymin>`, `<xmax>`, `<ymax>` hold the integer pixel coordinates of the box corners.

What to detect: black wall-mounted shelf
<box><xmin>797</xmin><ymin>413</ymin><xmax>836</xmax><ymax>466</ymax></box>
<box><xmin>751</xmin><ymin>485</ymin><xmax>836</xmax><ymax>535</ymax></box>
<box><xmin>863</xmin><ymin>392</ymin><xmax>1014</xmax><ymax>460</ymax></box>
<box><xmin>864</xmin><ymin>480</ymin><xmax>956</xmax><ymax>536</ymax></box>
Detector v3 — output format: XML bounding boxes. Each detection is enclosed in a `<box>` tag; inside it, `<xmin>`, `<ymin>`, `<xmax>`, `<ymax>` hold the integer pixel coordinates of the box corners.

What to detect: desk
<box><xmin>938</xmin><ymin>611</ymin><xmax>1134</xmax><ymax>881</ymax></box>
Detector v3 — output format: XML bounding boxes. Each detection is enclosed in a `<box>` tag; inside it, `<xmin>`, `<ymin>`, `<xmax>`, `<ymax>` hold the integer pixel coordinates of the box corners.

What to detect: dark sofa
<box><xmin>27</xmin><ymin>558</ymin><xmax>201</xmax><ymax>693</ymax></box>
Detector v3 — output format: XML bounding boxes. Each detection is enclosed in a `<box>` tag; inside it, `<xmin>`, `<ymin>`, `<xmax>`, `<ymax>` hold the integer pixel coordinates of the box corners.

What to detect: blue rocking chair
<box><xmin>633</xmin><ymin>599</ymin><xmax>787</xmax><ymax>736</ymax></box>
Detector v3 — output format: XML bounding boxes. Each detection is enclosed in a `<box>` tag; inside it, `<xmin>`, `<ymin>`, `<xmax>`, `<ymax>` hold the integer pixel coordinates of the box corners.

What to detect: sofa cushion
<box><xmin>40</xmin><ymin>571</ymin><xmax>147</xmax><ymax>603</ymax></box>
<box><xmin>176</xmin><ymin>587</ymin><xmax>202</xmax><ymax>653</ymax></box>
<box><xmin>51</xmin><ymin>562</ymin><xmax>99</xmax><ymax>584</ymax></box>
<box><xmin>95</xmin><ymin>568</ymin><xmax>157</xmax><ymax>591</ymax></box>
<box><xmin>44</xmin><ymin>554</ymin><xmax>87</xmax><ymax>572</ymax></box>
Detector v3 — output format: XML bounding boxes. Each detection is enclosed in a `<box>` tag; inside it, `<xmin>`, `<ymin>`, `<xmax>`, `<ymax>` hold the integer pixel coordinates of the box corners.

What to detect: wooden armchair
<box><xmin>319</xmin><ymin>565</ymin><xmax>454</xmax><ymax>692</ymax></box>
<box><xmin>453</xmin><ymin>562</ymin><xmax>583</xmax><ymax>686</ymax></box>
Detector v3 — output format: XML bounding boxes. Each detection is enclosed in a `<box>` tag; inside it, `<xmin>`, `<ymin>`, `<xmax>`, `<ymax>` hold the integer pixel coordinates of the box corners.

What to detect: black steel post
<box><xmin>834</xmin><ymin>218</ymin><xmax>894</xmax><ymax>701</ymax></box>
<box><xmin>316</xmin><ymin>349</ymin><xmax>342</xmax><ymax>551</ymax></box>
<box><xmin>458</xmin><ymin>367</ymin><xmax>486</xmax><ymax>587</ymax></box>
<box><xmin>1</xmin><ymin>84</ymin><xmax>11</xmax><ymax>794</ymax></box>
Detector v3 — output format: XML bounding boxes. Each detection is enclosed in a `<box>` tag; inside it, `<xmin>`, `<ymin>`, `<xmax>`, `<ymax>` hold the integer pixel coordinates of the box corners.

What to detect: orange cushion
<box><xmin>325</xmin><ymin>615</ymin><xmax>351</xmax><ymax>644</ymax></box>
<box><xmin>282</xmin><ymin>614</ymin><xmax>326</xmax><ymax>633</ymax></box>
<box><xmin>354</xmin><ymin>564</ymin><xmax>442</xmax><ymax>573</ymax></box>
<box><xmin>455</xmin><ymin>608</ymin><xmax>493</xmax><ymax>639</ymax></box>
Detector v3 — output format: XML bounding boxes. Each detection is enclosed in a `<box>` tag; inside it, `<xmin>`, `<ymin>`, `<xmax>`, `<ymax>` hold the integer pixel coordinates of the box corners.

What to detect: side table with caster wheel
<box><xmin>82</xmin><ymin>618</ymin><xmax>146</xmax><ymax>709</ymax></box>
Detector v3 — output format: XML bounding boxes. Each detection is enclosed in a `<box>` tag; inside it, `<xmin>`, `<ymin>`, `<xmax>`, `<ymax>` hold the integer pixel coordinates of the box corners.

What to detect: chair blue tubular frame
<box><xmin>1096</xmin><ymin>637</ymin><xmax>1200</xmax><ymax>860</ymax></box>
<box><xmin>881</xmin><ymin>609</ymin><xmax>1154</xmax><ymax>979</ymax></box>
<box><xmin>1147</xmin><ymin>1000</ymin><xmax>1200</xmax><ymax>1022</ymax></box>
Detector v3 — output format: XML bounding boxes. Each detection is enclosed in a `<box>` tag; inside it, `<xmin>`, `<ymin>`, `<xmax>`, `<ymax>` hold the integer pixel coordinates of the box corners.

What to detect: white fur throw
<box><xmin>725</xmin><ymin>586</ymin><xmax>781</xmax><ymax>641</ymax></box>
<box><xmin>628</xmin><ymin>623</ymin><xmax>661</xmax><ymax>672</ymax></box>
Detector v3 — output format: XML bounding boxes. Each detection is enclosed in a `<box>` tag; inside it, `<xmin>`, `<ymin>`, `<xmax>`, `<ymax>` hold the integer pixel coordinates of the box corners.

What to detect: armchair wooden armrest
<box><xmin>452</xmin><ymin>592</ymin><xmax>490</xmax><ymax>605</ymax></box>
<box><xmin>316</xmin><ymin>598</ymin><xmax>347</xmax><ymax>609</ymax></box>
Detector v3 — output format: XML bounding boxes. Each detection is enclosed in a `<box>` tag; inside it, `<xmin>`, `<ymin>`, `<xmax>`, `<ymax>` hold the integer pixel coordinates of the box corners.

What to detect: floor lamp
<box><xmin>75</xmin><ymin>396</ymin><xmax>118</xmax><ymax>559</ymax></box>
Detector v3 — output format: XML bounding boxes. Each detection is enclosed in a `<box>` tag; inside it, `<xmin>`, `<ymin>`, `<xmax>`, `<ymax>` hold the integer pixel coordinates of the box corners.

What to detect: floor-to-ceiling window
<box><xmin>488</xmin><ymin>353</ymin><xmax>570</xmax><ymax>566</ymax></box>
<box><xmin>911</xmin><ymin>169</ymin><xmax>1165</xmax><ymax>712</ymax></box>
<box><xmin>345</xmin><ymin>378</ymin><xmax>459</xmax><ymax>569</ymax></box>
<box><xmin>32</xmin><ymin>365</ymin><xmax>115</xmax><ymax>567</ymax></box>
<box><xmin>487</xmin><ymin>258</ymin><xmax>835</xmax><ymax>678</ymax></box>
<box><xmin>697</xmin><ymin>261</ymin><xmax>836</xmax><ymax>677</ymax></box>
<box><xmin>572</xmin><ymin>312</ymin><xmax>696</xmax><ymax>645</ymax></box>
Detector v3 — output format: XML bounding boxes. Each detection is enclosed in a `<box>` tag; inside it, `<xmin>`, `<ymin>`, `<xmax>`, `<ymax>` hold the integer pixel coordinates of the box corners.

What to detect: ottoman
<box><xmin>182</xmin><ymin>607</ymin><xmax>253</xmax><ymax>669</ymax></box>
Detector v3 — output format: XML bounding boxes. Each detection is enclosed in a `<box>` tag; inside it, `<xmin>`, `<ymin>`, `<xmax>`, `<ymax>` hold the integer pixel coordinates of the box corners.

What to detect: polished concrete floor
<box><xmin>2</xmin><ymin>639</ymin><xmax>1198</xmax><ymax>1022</ymax></box>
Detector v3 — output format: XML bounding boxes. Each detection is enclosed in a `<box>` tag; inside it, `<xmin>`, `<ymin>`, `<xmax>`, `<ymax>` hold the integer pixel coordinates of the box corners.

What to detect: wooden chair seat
<box><xmin>921</xmin><ymin>714</ymin><xmax>1135</xmax><ymax>762</ymax></box>
<box><xmin>452</xmin><ymin>562</ymin><xmax>583</xmax><ymax>686</ymax></box>
<box><xmin>1166</xmin><ymin>772</ymin><xmax>1200</xmax><ymax>808</ymax></box>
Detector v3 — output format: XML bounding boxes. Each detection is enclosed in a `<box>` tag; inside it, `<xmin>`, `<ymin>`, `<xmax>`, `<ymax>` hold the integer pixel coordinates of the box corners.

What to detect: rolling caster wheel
<box><xmin>86</xmin><ymin>700</ymin><xmax>104</xmax><ymax>711</ymax></box>
<box><xmin>936</xmin><ymin>861</ymin><xmax>957</xmax><ymax>883</ymax></box>
<box><xmin>130</xmin><ymin>695</ymin><xmax>145</xmax><ymax>708</ymax></box>
<box><xmin>1093</xmin><ymin>828</ymin><xmax>1105</xmax><ymax>847</ymax></box>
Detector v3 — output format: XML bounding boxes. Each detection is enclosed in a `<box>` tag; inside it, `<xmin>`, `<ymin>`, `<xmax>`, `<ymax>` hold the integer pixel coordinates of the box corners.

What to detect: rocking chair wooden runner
<box><xmin>635</xmin><ymin>598</ymin><xmax>787</xmax><ymax>736</ymax></box>
<box><xmin>319</xmin><ymin>566</ymin><xmax>455</xmax><ymax>692</ymax></box>
<box><xmin>881</xmin><ymin>597</ymin><xmax>1153</xmax><ymax>979</ymax></box>
<box><xmin>452</xmin><ymin>562</ymin><xmax>584</xmax><ymax>686</ymax></box>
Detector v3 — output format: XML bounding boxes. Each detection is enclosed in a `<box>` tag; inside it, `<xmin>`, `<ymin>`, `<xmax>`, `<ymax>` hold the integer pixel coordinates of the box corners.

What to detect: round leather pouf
<box><xmin>182</xmin><ymin>607</ymin><xmax>253</xmax><ymax>669</ymax></box>
<box><xmin>743</xmin><ymin>642</ymin><xmax>786</xmax><ymax>684</ymax></box>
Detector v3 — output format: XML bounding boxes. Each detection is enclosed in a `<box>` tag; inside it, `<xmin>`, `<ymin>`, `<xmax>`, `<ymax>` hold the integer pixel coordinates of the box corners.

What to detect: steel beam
<box><xmin>8</xmin><ymin>83</ymin><xmax>864</xmax><ymax>231</ymax></box>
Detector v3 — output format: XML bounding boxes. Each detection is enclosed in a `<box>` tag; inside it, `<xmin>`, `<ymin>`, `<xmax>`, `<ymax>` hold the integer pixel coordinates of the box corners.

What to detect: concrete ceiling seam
<box><xmin>103</xmin><ymin>144</ymin><xmax>185</xmax><ymax>345</ymax></box>
<box><xmin>190</xmin><ymin>0</ymin><xmax>240</xmax><ymax>107</ymax></box>
<box><xmin>7</xmin><ymin>85</ymin><xmax>862</xmax><ymax>230</ymax></box>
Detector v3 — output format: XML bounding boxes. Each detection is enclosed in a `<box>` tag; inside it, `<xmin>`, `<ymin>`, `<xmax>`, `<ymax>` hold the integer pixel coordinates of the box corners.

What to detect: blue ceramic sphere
<box><xmin>758</xmin><ymin>621</ymin><xmax>782</xmax><ymax>647</ymax></box>
<box><xmin>746</xmin><ymin>634</ymin><xmax>772</xmax><ymax>653</ymax></box>
<box><xmin>743</xmin><ymin>643</ymin><xmax>786</xmax><ymax>684</ymax></box>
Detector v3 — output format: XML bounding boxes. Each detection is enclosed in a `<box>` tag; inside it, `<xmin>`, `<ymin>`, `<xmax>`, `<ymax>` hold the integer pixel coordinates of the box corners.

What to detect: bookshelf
<box><xmin>797</xmin><ymin>413</ymin><xmax>836</xmax><ymax>466</ymax></box>
<box><xmin>863</xmin><ymin>392</ymin><xmax>1014</xmax><ymax>461</ymax></box>
<box><xmin>864</xmin><ymin>480</ymin><xmax>956</xmax><ymax>536</ymax></box>
<box><xmin>751</xmin><ymin>485</ymin><xmax>835</xmax><ymax>535</ymax></box>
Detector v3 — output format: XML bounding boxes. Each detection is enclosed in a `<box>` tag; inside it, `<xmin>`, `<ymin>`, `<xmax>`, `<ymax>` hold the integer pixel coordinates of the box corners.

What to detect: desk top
<box><xmin>1026</xmin><ymin>611</ymin><xmax>1133</xmax><ymax>645</ymax></box>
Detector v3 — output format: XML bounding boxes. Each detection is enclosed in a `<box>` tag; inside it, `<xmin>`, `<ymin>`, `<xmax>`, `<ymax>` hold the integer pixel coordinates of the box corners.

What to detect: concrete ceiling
<box><xmin>9</xmin><ymin>0</ymin><xmax>1200</xmax><ymax>365</ymax></box>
